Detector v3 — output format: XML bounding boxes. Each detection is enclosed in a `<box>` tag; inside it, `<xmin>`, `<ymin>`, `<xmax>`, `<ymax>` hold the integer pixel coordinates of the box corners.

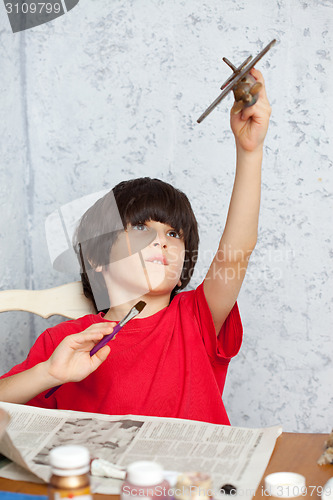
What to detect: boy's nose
<box><xmin>152</xmin><ymin>234</ymin><xmax>167</xmax><ymax>248</ymax></box>
<box><xmin>153</xmin><ymin>241</ymin><xmax>167</xmax><ymax>248</ymax></box>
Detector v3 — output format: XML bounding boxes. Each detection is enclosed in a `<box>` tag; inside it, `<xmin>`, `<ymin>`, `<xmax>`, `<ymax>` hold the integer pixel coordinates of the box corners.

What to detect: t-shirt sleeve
<box><xmin>0</xmin><ymin>314</ymin><xmax>101</xmax><ymax>409</ymax></box>
<box><xmin>1</xmin><ymin>329</ymin><xmax>55</xmax><ymax>378</ymax></box>
<box><xmin>0</xmin><ymin>314</ymin><xmax>101</xmax><ymax>381</ymax></box>
<box><xmin>192</xmin><ymin>282</ymin><xmax>243</xmax><ymax>364</ymax></box>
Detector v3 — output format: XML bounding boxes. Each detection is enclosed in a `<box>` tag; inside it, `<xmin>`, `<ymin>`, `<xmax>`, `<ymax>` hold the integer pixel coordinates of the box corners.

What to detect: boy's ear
<box><xmin>178</xmin><ymin>279</ymin><xmax>182</xmax><ymax>287</ymax></box>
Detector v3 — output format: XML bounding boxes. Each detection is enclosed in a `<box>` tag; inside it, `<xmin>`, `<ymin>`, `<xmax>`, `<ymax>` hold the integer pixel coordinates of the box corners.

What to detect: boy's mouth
<box><xmin>145</xmin><ymin>255</ymin><xmax>168</xmax><ymax>266</ymax></box>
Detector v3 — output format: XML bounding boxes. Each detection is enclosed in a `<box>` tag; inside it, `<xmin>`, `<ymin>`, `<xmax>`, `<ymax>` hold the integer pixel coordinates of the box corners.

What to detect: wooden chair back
<box><xmin>0</xmin><ymin>282</ymin><xmax>96</xmax><ymax>320</ymax></box>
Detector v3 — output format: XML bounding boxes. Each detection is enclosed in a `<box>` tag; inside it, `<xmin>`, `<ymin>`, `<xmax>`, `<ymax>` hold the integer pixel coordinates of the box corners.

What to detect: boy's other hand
<box><xmin>230</xmin><ymin>69</ymin><xmax>271</xmax><ymax>153</ymax></box>
<box><xmin>45</xmin><ymin>323</ymin><xmax>115</xmax><ymax>385</ymax></box>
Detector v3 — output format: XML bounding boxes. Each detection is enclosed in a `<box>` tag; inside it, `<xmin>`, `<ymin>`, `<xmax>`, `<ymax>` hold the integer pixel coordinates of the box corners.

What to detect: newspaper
<box><xmin>0</xmin><ymin>402</ymin><xmax>282</xmax><ymax>499</ymax></box>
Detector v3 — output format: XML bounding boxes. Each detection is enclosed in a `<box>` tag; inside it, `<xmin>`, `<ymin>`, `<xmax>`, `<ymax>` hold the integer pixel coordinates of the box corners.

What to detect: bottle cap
<box><xmin>126</xmin><ymin>461</ymin><xmax>164</xmax><ymax>486</ymax></box>
<box><xmin>49</xmin><ymin>445</ymin><xmax>90</xmax><ymax>476</ymax></box>
<box><xmin>220</xmin><ymin>484</ymin><xmax>237</xmax><ymax>495</ymax></box>
<box><xmin>264</xmin><ymin>472</ymin><xmax>306</xmax><ymax>497</ymax></box>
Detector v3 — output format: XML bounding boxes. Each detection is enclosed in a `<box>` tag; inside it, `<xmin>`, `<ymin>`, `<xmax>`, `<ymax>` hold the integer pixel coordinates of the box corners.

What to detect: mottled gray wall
<box><xmin>0</xmin><ymin>0</ymin><xmax>332</xmax><ymax>432</ymax></box>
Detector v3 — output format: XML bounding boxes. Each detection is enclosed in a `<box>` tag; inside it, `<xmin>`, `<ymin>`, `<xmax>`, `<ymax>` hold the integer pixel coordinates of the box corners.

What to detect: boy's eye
<box><xmin>167</xmin><ymin>230</ymin><xmax>181</xmax><ymax>239</ymax></box>
<box><xmin>132</xmin><ymin>223</ymin><xmax>148</xmax><ymax>231</ymax></box>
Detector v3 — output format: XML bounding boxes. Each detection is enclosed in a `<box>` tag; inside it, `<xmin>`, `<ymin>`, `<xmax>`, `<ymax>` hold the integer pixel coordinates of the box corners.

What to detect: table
<box><xmin>254</xmin><ymin>433</ymin><xmax>332</xmax><ymax>499</ymax></box>
<box><xmin>0</xmin><ymin>433</ymin><xmax>332</xmax><ymax>499</ymax></box>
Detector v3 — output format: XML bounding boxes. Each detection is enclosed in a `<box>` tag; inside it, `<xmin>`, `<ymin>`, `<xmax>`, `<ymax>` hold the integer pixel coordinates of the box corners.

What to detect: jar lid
<box><xmin>49</xmin><ymin>445</ymin><xmax>90</xmax><ymax>476</ymax></box>
<box><xmin>126</xmin><ymin>461</ymin><xmax>164</xmax><ymax>486</ymax></box>
<box><xmin>264</xmin><ymin>472</ymin><xmax>306</xmax><ymax>498</ymax></box>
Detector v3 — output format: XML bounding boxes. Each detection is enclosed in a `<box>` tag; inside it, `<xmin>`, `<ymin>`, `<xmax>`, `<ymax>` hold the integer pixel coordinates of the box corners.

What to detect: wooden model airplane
<box><xmin>197</xmin><ymin>39</ymin><xmax>276</xmax><ymax>123</ymax></box>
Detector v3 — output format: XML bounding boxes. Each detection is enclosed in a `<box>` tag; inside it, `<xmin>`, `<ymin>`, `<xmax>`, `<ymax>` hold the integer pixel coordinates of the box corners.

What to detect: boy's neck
<box><xmin>103</xmin><ymin>293</ymin><xmax>171</xmax><ymax>322</ymax></box>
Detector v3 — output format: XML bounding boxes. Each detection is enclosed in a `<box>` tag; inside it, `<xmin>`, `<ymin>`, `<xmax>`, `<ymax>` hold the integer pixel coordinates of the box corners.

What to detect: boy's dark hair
<box><xmin>73</xmin><ymin>177</ymin><xmax>199</xmax><ymax>312</ymax></box>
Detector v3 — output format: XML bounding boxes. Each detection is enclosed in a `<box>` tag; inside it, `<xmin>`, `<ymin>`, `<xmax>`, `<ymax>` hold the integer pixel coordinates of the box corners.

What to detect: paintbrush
<box><xmin>45</xmin><ymin>300</ymin><xmax>146</xmax><ymax>398</ymax></box>
<box><xmin>90</xmin><ymin>300</ymin><xmax>146</xmax><ymax>355</ymax></box>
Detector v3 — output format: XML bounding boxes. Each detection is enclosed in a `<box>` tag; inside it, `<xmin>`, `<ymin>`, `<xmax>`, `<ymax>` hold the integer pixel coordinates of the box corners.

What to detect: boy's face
<box><xmin>101</xmin><ymin>220</ymin><xmax>185</xmax><ymax>304</ymax></box>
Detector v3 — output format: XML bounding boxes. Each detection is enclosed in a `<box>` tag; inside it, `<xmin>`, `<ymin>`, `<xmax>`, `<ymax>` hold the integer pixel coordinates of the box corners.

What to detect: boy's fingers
<box><xmin>250</xmin><ymin>68</ymin><xmax>265</xmax><ymax>89</ymax></box>
<box><xmin>84</xmin><ymin>322</ymin><xmax>116</xmax><ymax>332</ymax></box>
<box><xmin>80</xmin><ymin>322</ymin><xmax>117</xmax><ymax>338</ymax></box>
<box><xmin>93</xmin><ymin>345</ymin><xmax>111</xmax><ymax>364</ymax></box>
<box><xmin>240</xmin><ymin>101</ymin><xmax>261</xmax><ymax>122</ymax></box>
<box><xmin>230</xmin><ymin>68</ymin><xmax>270</xmax><ymax>121</ymax></box>
<box><xmin>250</xmin><ymin>68</ymin><xmax>269</xmax><ymax>101</ymax></box>
<box><xmin>68</xmin><ymin>322</ymin><xmax>117</xmax><ymax>345</ymax></box>
<box><xmin>235</xmin><ymin>69</ymin><xmax>270</xmax><ymax>122</ymax></box>
<box><xmin>250</xmin><ymin>68</ymin><xmax>264</xmax><ymax>83</ymax></box>
<box><xmin>240</xmin><ymin>101</ymin><xmax>271</xmax><ymax>123</ymax></box>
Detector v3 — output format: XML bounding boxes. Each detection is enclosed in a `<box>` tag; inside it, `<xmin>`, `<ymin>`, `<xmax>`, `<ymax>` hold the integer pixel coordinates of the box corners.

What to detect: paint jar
<box><xmin>121</xmin><ymin>460</ymin><xmax>170</xmax><ymax>500</ymax></box>
<box><xmin>174</xmin><ymin>472</ymin><xmax>213</xmax><ymax>500</ymax></box>
<box><xmin>48</xmin><ymin>445</ymin><xmax>92</xmax><ymax>500</ymax></box>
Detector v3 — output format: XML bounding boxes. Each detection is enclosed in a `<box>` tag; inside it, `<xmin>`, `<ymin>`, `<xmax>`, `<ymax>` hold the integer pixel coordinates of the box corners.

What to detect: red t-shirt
<box><xmin>1</xmin><ymin>283</ymin><xmax>242</xmax><ymax>425</ymax></box>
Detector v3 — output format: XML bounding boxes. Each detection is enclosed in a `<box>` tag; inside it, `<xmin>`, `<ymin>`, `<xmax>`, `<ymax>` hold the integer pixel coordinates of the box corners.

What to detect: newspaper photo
<box><xmin>0</xmin><ymin>402</ymin><xmax>282</xmax><ymax>499</ymax></box>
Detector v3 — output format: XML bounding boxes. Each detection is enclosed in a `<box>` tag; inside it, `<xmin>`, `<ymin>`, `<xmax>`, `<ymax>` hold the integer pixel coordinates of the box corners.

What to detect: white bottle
<box><xmin>48</xmin><ymin>445</ymin><xmax>92</xmax><ymax>500</ymax></box>
<box><xmin>121</xmin><ymin>460</ymin><xmax>170</xmax><ymax>500</ymax></box>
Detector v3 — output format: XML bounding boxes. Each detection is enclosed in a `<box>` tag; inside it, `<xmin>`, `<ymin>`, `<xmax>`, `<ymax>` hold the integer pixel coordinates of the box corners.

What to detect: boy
<box><xmin>0</xmin><ymin>69</ymin><xmax>271</xmax><ymax>425</ymax></box>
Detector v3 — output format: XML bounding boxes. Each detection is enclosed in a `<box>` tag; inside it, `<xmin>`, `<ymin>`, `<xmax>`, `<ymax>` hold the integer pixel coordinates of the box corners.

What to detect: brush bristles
<box><xmin>135</xmin><ymin>301</ymin><xmax>146</xmax><ymax>313</ymax></box>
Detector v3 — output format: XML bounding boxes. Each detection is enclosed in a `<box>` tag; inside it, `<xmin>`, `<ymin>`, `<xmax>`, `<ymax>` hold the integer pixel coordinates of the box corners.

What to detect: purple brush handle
<box><xmin>89</xmin><ymin>322</ymin><xmax>121</xmax><ymax>356</ymax></box>
<box><xmin>45</xmin><ymin>322</ymin><xmax>121</xmax><ymax>399</ymax></box>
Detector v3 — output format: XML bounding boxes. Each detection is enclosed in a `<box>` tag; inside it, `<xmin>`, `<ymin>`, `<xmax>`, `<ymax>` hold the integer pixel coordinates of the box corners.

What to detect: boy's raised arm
<box><xmin>0</xmin><ymin>323</ymin><xmax>114</xmax><ymax>404</ymax></box>
<box><xmin>203</xmin><ymin>69</ymin><xmax>271</xmax><ymax>335</ymax></box>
